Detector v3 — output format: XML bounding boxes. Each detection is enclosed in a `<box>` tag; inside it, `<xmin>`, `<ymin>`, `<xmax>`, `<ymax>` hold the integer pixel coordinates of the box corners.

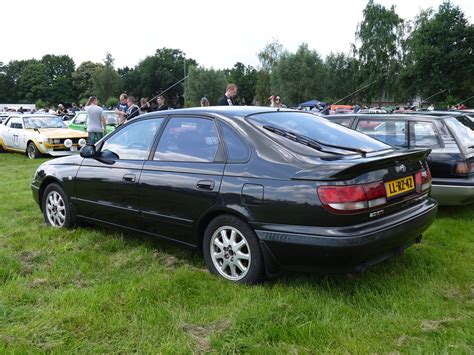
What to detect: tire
<box><xmin>42</xmin><ymin>183</ymin><xmax>74</xmax><ymax>228</ymax></box>
<box><xmin>203</xmin><ymin>214</ymin><xmax>266</xmax><ymax>284</ymax></box>
<box><xmin>27</xmin><ymin>142</ymin><xmax>41</xmax><ymax>159</ymax></box>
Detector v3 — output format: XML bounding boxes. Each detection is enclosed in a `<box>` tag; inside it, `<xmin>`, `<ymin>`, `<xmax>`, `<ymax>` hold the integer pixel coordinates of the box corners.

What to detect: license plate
<box><xmin>385</xmin><ymin>176</ymin><xmax>414</xmax><ymax>198</ymax></box>
<box><xmin>70</xmin><ymin>146</ymin><xmax>77</xmax><ymax>151</ymax></box>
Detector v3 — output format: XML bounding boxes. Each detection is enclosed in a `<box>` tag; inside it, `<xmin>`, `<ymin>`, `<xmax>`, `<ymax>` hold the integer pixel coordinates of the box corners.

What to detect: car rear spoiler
<box><xmin>292</xmin><ymin>149</ymin><xmax>431</xmax><ymax>181</ymax></box>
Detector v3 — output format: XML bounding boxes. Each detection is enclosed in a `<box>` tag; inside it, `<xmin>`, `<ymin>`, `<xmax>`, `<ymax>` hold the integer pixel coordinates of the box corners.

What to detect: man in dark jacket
<box><xmin>218</xmin><ymin>83</ymin><xmax>238</xmax><ymax>106</ymax></box>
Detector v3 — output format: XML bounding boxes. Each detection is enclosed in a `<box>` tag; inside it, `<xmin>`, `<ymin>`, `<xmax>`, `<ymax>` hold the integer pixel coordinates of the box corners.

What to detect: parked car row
<box><xmin>30</xmin><ymin>107</ymin><xmax>438</xmax><ymax>284</ymax></box>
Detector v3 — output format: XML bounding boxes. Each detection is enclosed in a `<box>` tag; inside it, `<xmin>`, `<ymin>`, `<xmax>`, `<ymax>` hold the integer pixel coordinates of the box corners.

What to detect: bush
<box><xmin>106</xmin><ymin>97</ymin><xmax>119</xmax><ymax>109</ymax></box>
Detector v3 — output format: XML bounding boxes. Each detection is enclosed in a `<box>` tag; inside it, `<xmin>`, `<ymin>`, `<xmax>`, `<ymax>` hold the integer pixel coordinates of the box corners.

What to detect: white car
<box><xmin>0</xmin><ymin>114</ymin><xmax>89</xmax><ymax>159</ymax></box>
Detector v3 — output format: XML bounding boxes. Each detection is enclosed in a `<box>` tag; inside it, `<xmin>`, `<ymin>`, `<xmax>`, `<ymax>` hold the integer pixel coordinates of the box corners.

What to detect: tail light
<box><xmin>454</xmin><ymin>161</ymin><xmax>474</xmax><ymax>175</ymax></box>
<box><xmin>317</xmin><ymin>181</ymin><xmax>386</xmax><ymax>214</ymax></box>
<box><xmin>318</xmin><ymin>167</ymin><xmax>432</xmax><ymax>214</ymax></box>
<box><xmin>415</xmin><ymin>167</ymin><xmax>432</xmax><ymax>193</ymax></box>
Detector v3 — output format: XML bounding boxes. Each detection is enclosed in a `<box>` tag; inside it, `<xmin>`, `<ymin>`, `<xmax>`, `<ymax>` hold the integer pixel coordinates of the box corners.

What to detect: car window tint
<box><xmin>355</xmin><ymin>120</ymin><xmax>407</xmax><ymax>146</ymax></box>
<box><xmin>76</xmin><ymin>113</ymin><xmax>87</xmax><ymax>124</ymax></box>
<box><xmin>219</xmin><ymin>122</ymin><xmax>249</xmax><ymax>162</ymax></box>
<box><xmin>412</xmin><ymin>122</ymin><xmax>440</xmax><ymax>147</ymax></box>
<box><xmin>248</xmin><ymin>112</ymin><xmax>390</xmax><ymax>153</ymax></box>
<box><xmin>154</xmin><ymin>117</ymin><xmax>219</xmax><ymax>162</ymax></box>
<box><xmin>101</xmin><ymin>118</ymin><xmax>163</xmax><ymax>160</ymax></box>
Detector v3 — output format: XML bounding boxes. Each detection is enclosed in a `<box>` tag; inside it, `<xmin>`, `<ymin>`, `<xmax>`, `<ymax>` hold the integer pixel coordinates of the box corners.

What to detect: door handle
<box><xmin>196</xmin><ymin>180</ymin><xmax>215</xmax><ymax>190</ymax></box>
<box><xmin>122</xmin><ymin>174</ymin><xmax>136</xmax><ymax>182</ymax></box>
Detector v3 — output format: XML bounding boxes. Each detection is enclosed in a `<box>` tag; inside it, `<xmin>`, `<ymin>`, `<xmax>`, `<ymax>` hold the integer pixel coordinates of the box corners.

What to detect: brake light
<box><xmin>454</xmin><ymin>161</ymin><xmax>474</xmax><ymax>175</ymax></box>
<box><xmin>415</xmin><ymin>167</ymin><xmax>432</xmax><ymax>193</ymax></box>
<box><xmin>317</xmin><ymin>181</ymin><xmax>387</xmax><ymax>214</ymax></box>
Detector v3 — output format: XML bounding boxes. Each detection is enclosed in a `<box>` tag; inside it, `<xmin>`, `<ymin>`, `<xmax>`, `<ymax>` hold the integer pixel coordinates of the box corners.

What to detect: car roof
<box><xmin>325</xmin><ymin>113</ymin><xmax>447</xmax><ymax>121</ymax></box>
<box><xmin>138</xmin><ymin>106</ymin><xmax>292</xmax><ymax>119</ymax></box>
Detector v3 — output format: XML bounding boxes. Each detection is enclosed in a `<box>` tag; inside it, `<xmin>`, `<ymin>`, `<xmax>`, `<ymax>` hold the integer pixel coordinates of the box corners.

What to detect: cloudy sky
<box><xmin>2</xmin><ymin>0</ymin><xmax>472</xmax><ymax>70</ymax></box>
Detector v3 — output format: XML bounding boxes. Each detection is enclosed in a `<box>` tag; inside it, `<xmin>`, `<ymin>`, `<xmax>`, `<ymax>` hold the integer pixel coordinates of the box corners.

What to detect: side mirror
<box><xmin>80</xmin><ymin>144</ymin><xmax>96</xmax><ymax>158</ymax></box>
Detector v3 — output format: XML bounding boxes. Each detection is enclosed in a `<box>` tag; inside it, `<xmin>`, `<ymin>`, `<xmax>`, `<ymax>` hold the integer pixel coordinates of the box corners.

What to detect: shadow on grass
<box><xmin>76</xmin><ymin>223</ymin><xmax>205</xmax><ymax>269</ymax></box>
<box><xmin>436</xmin><ymin>204</ymin><xmax>474</xmax><ymax>218</ymax></box>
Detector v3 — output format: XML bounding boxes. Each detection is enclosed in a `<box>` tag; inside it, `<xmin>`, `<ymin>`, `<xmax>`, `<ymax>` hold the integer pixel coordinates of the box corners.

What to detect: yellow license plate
<box><xmin>385</xmin><ymin>176</ymin><xmax>415</xmax><ymax>198</ymax></box>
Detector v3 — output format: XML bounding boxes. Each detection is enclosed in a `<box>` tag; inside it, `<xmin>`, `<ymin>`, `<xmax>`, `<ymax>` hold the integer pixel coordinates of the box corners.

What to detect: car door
<box><xmin>4</xmin><ymin>117</ymin><xmax>23</xmax><ymax>149</ymax></box>
<box><xmin>73</xmin><ymin>117</ymin><xmax>165</xmax><ymax>229</ymax></box>
<box><xmin>138</xmin><ymin>115</ymin><xmax>225</xmax><ymax>245</ymax></box>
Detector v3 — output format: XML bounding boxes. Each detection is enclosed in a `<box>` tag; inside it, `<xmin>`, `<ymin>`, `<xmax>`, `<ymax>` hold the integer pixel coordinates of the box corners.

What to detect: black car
<box><xmin>32</xmin><ymin>107</ymin><xmax>437</xmax><ymax>284</ymax></box>
<box><xmin>323</xmin><ymin>113</ymin><xmax>474</xmax><ymax>205</ymax></box>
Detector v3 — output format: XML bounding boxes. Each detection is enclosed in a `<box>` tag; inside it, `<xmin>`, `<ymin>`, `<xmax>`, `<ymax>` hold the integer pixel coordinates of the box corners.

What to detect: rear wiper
<box><xmin>263</xmin><ymin>125</ymin><xmax>367</xmax><ymax>156</ymax></box>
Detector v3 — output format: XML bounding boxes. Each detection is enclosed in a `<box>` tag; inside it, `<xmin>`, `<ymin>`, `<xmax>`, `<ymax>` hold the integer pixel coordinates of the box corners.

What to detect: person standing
<box><xmin>156</xmin><ymin>95</ymin><xmax>169</xmax><ymax>111</ymax></box>
<box><xmin>85</xmin><ymin>96</ymin><xmax>106</xmax><ymax>144</ymax></box>
<box><xmin>218</xmin><ymin>83</ymin><xmax>238</xmax><ymax>106</ymax></box>
<box><xmin>115</xmin><ymin>93</ymin><xmax>128</xmax><ymax>123</ymax></box>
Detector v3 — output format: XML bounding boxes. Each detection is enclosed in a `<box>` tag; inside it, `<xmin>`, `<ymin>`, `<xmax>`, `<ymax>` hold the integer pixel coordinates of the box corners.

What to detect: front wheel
<box><xmin>42</xmin><ymin>183</ymin><xmax>74</xmax><ymax>228</ymax></box>
<box><xmin>203</xmin><ymin>215</ymin><xmax>266</xmax><ymax>284</ymax></box>
<box><xmin>27</xmin><ymin>142</ymin><xmax>41</xmax><ymax>159</ymax></box>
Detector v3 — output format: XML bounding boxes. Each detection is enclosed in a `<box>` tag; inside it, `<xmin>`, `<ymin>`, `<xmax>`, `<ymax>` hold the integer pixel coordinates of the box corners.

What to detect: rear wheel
<box><xmin>27</xmin><ymin>142</ymin><xmax>41</xmax><ymax>159</ymax></box>
<box><xmin>203</xmin><ymin>215</ymin><xmax>266</xmax><ymax>284</ymax></box>
<box><xmin>42</xmin><ymin>183</ymin><xmax>74</xmax><ymax>228</ymax></box>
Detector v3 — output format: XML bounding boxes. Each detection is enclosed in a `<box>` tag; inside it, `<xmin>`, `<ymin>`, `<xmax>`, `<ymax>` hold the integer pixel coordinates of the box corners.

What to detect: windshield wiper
<box><xmin>263</xmin><ymin>125</ymin><xmax>367</xmax><ymax>156</ymax></box>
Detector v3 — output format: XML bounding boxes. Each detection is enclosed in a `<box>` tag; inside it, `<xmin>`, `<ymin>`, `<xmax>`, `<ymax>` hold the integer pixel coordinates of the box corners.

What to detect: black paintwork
<box><xmin>32</xmin><ymin>107</ymin><xmax>438</xmax><ymax>273</ymax></box>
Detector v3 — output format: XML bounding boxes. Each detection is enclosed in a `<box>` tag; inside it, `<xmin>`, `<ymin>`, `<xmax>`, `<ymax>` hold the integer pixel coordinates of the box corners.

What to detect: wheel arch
<box><xmin>193</xmin><ymin>207</ymin><xmax>251</xmax><ymax>255</ymax></box>
<box><xmin>38</xmin><ymin>177</ymin><xmax>62</xmax><ymax>211</ymax></box>
<box><xmin>26</xmin><ymin>139</ymin><xmax>45</xmax><ymax>154</ymax></box>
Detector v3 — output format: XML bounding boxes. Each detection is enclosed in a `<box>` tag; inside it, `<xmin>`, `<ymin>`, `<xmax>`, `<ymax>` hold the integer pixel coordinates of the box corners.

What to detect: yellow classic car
<box><xmin>0</xmin><ymin>114</ymin><xmax>88</xmax><ymax>159</ymax></box>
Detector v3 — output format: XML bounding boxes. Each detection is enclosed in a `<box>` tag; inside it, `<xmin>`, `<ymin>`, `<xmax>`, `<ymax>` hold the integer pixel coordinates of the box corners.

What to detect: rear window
<box><xmin>455</xmin><ymin>115</ymin><xmax>474</xmax><ymax>130</ymax></box>
<box><xmin>355</xmin><ymin>120</ymin><xmax>408</xmax><ymax>147</ymax></box>
<box><xmin>248</xmin><ymin>111</ymin><xmax>391</xmax><ymax>153</ymax></box>
<box><xmin>445</xmin><ymin>117</ymin><xmax>474</xmax><ymax>150</ymax></box>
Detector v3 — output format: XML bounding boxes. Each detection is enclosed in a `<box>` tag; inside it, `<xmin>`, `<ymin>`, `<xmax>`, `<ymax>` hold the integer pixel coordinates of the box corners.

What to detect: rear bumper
<box><xmin>431</xmin><ymin>176</ymin><xmax>474</xmax><ymax>205</ymax></box>
<box><xmin>253</xmin><ymin>198</ymin><xmax>438</xmax><ymax>273</ymax></box>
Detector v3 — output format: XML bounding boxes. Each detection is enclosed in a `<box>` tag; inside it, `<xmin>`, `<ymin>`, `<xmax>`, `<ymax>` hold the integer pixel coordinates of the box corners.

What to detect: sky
<box><xmin>2</xmin><ymin>0</ymin><xmax>473</xmax><ymax>70</ymax></box>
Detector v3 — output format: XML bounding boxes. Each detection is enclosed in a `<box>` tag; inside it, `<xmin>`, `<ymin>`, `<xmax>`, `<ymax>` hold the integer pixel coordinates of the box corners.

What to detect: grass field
<box><xmin>0</xmin><ymin>152</ymin><xmax>472</xmax><ymax>352</ymax></box>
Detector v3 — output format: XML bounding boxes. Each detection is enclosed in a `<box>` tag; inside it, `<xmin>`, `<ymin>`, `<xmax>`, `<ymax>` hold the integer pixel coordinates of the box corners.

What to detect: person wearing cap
<box><xmin>85</xmin><ymin>96</ymin><xmax>106</xmax><ymax>144</ymax></box>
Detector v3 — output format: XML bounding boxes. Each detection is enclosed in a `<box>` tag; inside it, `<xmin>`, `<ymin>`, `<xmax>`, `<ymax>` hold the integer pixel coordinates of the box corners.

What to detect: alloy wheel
<box><xmin>210</xmin><ymin>226</ymin><xmax>251</xmax><ymax>281</ymax></box>
<box><xmin>45</xmin><ymin>191</ymin><xmax>66</xmax><ymax>227</ymax></box>
<box><xmin>27</xmin><ymin>144</ymin><xmax>36</xmax><ymax>159</ymax></box>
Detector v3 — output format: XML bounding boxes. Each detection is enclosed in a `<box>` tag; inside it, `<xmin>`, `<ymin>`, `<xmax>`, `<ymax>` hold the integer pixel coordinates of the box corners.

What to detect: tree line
<box><xmin>0</xmin><ymin>1</ymin><xmax>472</xmax><ymax>109</ymax></box>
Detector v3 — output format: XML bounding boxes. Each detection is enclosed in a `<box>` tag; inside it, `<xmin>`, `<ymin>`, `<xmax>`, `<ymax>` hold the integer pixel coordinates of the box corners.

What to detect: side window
<box><xmin>154</xmin><ymin>117</ymin><xmax>219</xmax><ymax>162</ymax></box>
<box><xmin>355</xmin><ymin>120</ymin><xmax>407</xmax><ymax>147</ymax></box>
<box><xmin>329</xmin><ymin>118</ymin><xmax>352</xmax><ymax>127</ymax></box>
<box><xmin>101</xmin><ymin>118</ymin><xmax>163</xmax><ymax>160</ymax></box>
<box><xmin>10</xmin><ymin>118</ymin><xmax>23</xmax><ymax>129</ymax></box>
<box><xmin>412</xmin><ymin>122</ymin><xmax>440</xmax><ymax>147</ymax></box>
<box><xmin>75</xmin><ymin>113</ymin><xmax>87</xmax><ymax>124</ymax></box>
<box><xmin>219</xmin><ymin>122</ymin><xmax>249</xmax><ymax>162</ymax></box>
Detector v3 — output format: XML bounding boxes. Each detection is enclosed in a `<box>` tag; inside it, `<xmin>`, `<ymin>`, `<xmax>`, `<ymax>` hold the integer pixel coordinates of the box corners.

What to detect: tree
<box><xmin>73</xmin><ymin>61</ymin><xmax>104</xmax><ymax>100</ymax></box>
<box><xmin>324</xmin><ymin>52</ymin><xmax>360</xmax><ymax>103</ymax></box>
<box><xmin>255</xmin><ymin>40</ymin><xmax>284</xmax><ymax>106</ymax></box>
<box><xmin>354</xmin><ymin>0</ymin><xmax>405</xmax><ymax>103</ymax></box>
<box><xmin>17</xmin><ymin>63</ymin><xmax>50</xmax><ymax>103</ymax></box>
<box><xmin>185</xmin><ymin>66</ymin><xmax>227</xmax><ymax>106</ymax></box>
<box><xmin>125</xmin><ymin>48</ymin><xmax>197</xmax><ymax>100</ymax></box>
<box><xmin>400</xmin><ymin>2</ymin><xmax>474</xmax><ymax>105</ymax></box>
<box><xmin>225</xmin><ymin>62</ymin><xmax>258</xmax><ymax>105</ymax></box>
<box><xmin>92</xmin><ymin>53</ymin><xmax>122</xmax><ymax>103</ymax></box>
<box><xmin>271</xmin><ymin>43</ymin><xmax>326</xmax><ymax>105</ymax></box>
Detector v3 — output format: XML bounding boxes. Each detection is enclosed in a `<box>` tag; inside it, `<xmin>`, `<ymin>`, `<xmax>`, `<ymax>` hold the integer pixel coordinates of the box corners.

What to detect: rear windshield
<box><xmin>445</xmin><ymin>117</ymin><xmax>474</xmax><ymax>150</ymax></box>
<box><xmin>248</xmin><ymin>111</ymin><xmax>391</xmax><ymax>153</ymax></box>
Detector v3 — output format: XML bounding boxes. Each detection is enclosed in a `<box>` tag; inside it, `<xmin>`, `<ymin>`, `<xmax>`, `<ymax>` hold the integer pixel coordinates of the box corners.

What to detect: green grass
<box><xmin>0</xmin><ymin>152</ymin><xmax>473</xmax><ymax>352</ymax></box>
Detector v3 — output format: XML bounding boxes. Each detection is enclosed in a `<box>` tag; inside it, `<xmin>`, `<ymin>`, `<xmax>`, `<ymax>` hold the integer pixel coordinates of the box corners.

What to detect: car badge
<box><xmin>395</xmin><ymin>164</ymin><xmax>407</xmax><ymax>174</ymax></box>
